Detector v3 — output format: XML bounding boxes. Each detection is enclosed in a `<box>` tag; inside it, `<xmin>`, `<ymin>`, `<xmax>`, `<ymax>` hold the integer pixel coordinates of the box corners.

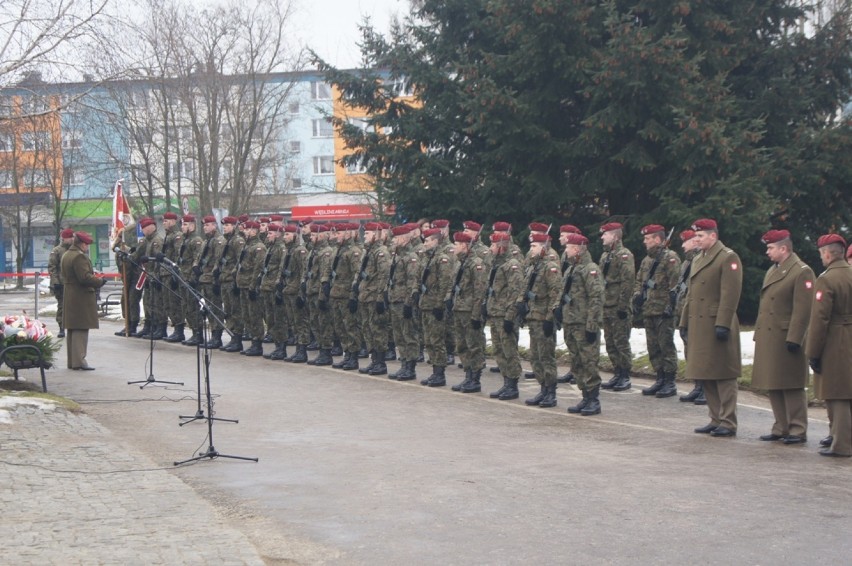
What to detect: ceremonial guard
<box><xmin>193</xmin><ymin>216</ymin><xmax>226</xmax><ymax>348</ymax></box>
<box><xmin>486</xmin><ymin>232</ymin><xmax>525</xmax><ymax>400</ymax></box>
<box><xmin>48</xmin><ymin>228</ymin><xmax>74</xmax><ymax>337</ymax></box>
<box><xmin>329</xmin><ymin>224</ymin><xmax>364</xmax><ymax>370</ymax></box>
<box><xmin>633</xmin><ymin>224</ymin><xmax>681</xmax><ymax>398</ymax></box>
<box><xmin>680</xmin><ymin>219</ymin><xmax>743</xmax><ymax>437</ymax></box>
<box><xmin>449</xmin><ymin>231</ymin><xmax>489</xmax><ymax>393</ymax></box>
<box><xmin>806</xmin><ymin>234</ymin><xmax>852</xmax><ymax>457</ymax></box>
<box><xmin>175</xmin><ymin>215</ymin><xmax>204</xmax><ymax>345</ymax></box>
<box><xmin>598</xmin><ymin>222</ymin><xmax>635</xmax><ymax>391</ymax></box>
<box><xmin>357</xmin><ymin>222</ymin><xmax>392</xmax><ymax>375</ymax></box>
<box><xmin>281</xmin><ymin>224</ymin><xmax>310</xmax><ymax>363</ymax></box>
<box><xmin>137</xmin><ymin>217</ymin><xmax>166</xmax><ymax>339</ymax></box>
<box><xmin>161</xmin><ymin>212</ymin><xmax>184</xmax><ymax>341</ymax></box>
<box><xmin>218</xmin><ymin>216</ymin><xmax>246</xmax><ymax>352</ymax></box>
<box><xmin>60</xmin><ymin>231</ymin><xmax>106</xmax><ymax>370</ymax></box>
<box><xmin>306</xmin><ymin>224</ymin><xmax>335</xmax><ymax>365</ymax></box>
<box><xmin>259</xmin><ymin>224</ymin><xmax>288</xmax><ymax>359</ymax></box>
<box><xmin>418</xmin><ymin>228</ymin><xmax>455</xmax><ymax>386</ymax></box>
<box><xmin>236</xmin><ymin>221</ymin><xmax>268</xmax><ymax>356</ymax></box>
<box><xmin>555</xmin><ymin>224</ymin><xmax>583</xmax><ymax>384</ymax></box>
<box><xmin>114</xmin><ymin>225</ymin><xmax>144</xmax><ymax>337</ymax></box>
<box><xmin>750</xmin><ymin>230</ymin><xmax>815</xmax><ymax>444</ymax></box>
<box><xmin>387</xmin><ymin>224</ymin><xmax>422</xmax><ymax>381</ymax></box>
<box><xmin>672</xmin><ymin>230</ymin><xmax>704</xmax><ymax>403</ymax></box>
<box><xmin>431</xmin><ymin>219</ymin><xmax>456</xmax><ymax>366</ymax></box>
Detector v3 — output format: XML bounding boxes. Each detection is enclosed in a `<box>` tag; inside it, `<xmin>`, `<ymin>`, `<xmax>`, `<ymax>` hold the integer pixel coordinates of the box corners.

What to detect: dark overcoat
<box><xmin>805</xmin><ymin>260</ymin><xmax>852</xmax><ymax>400</ymax></box>
<box><xmin>61</xmin><ymin>245</ymin><xmax>106</xmax><ymax>330</ymax></box>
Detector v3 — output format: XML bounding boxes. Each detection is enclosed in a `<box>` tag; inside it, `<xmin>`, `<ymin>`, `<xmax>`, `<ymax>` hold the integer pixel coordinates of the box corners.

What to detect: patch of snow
<box><xmin>0</xmin><ymin>395</ymin><xmax>60</xmax><ymax>425</ymax></box>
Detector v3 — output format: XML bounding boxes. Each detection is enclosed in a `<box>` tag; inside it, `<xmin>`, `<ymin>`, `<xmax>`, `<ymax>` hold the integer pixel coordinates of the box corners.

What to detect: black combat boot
<box><xmin>263</xmin><ymin>332</ymin><xmax>274</xmax><ymax>344</ymax></box>
<box><xmin>581</xmin><ymin>386</ymin><xmax>601</xmax><ymax>415</ymax></box>
<box><xmin>243</xmin><ymin>339</ymin><xmax>263</xmax><ymax>357</ymax></box>
<box><xmin>693</xmin><ymin>382</ymin><xmax>707</xmax><ymax>405</ymax></box>
<box><xmin>556</xmin><ymin>371</ymin><xmax>574</xmax><ymax>384</ymax></box>
<box><xmin>57</xmin><ymin>328</ymin><xmax>65</xmax><ymax>338</ymax></box>
<box><xmin>330</xmin><ymin>339</ymin><xmax>343</xmax><ymax>356</ymax></box>
<box><xmin>357</xmin><ymin>344</ymin><xmax>369</xmax><ymax>358</ymax></box>
<box><xmin>417</xmin><ymin>347</ymin><xmax>425</xmax><ymax>363</ymax></box>
<box><xmin>312</xmin><ymin>348</ymin><xmax>334</xmax><ymax>366</ymax></box>
<box><xmin>359</xmin><ymin>351</ymin><xmax>378</xmax><ymax>373</ymax></box>
<box><xmin>264</xmin><ymin>342</ymin><xmax>282</xmax><ymax>359</ymax></box>
<box><xmin>135</xmin><ymin>320</ymin><xmax>153</xmax><ymax>338</ymax></box>
<box><xmin>613</xmin><ymin>368</ymin><xmax>632</xmax><ymax>391</ymax></box>
<box><xmin>680</xmin><ymin>380</ymin><xmax>703</xmax><ymax>402</ymax></box>
<box><xmin>287</xmin><ymin>344</ymin><xmax>308</xmax><ymax>363</ymax></box>
<box><xmin>286</xmin><ymin>331</ymin><xmax>296</xmax><ymax>346</ymax></box>
<box><xmin>460</xmin><ymin>369</ymin><xmax>482</xmax><ymax>393</ymax></box>
<box><xmin>151</xmin><ymin>322</ymin><xmax>168</xmax><ymax>340</ymax></box>
<box><xmin>389</xmin><ymin>359</ymin><xmax>409</xmax><ymax>380</ymax></box>
<box><xmin>116</xmin><ymin>323</ymin><xmax>137</xmax><ymax>337</ymax></box>
<box><xmin>397</xmin><ymin>360</ymin><xmax>417</xmax><ymax>381</ymax></box>
<box><xmin>525</xmin><ymin>383</ymin><xmax>547</xmax><ymax>406</ymax></box>
<box><xmin>539</xmin><ymin>383</ymin><xmax>558</xmax><ymax>408</ymax></box>
<box><xmin>423</xmin><ymin>365</ymin><xmax>446</xmax><ymax>387</ymax></box>
<box><xmin>368</xmin><ymin>352</ymin><xmax>388</xmax><ymax>375</ymax></box>
<box><xmin>222</xmin><ymin>334</ymin><xmax>243</xmax><ymax>352</ymax></box>
<box><xmin>385</xmin><ymin>343</ymin><xmax>397</xmax><ymax>361</ymax></box>
<box><xmin>490</xmin><ymin>376</ymin><xmax>509</xmax><ymax>398</ymax></box>
<box><xmin>452</xmin><ymin>368</ymin><xmax>473</xmax><ymax>392</ymax></box>
<box><xmin>333</xmin><ymin>351</ymin><xmax>352</xmax><ymax>369</ymax></box>
<box><xmin>241</xmin><ymin>330</ymin><xmax>251</xmax><ymax>341</ymax></box>
<box><xmin>499</xmin><ymin>378</ymin><xmax>520</xmax><ymax>400</ymax></box>
<box><xmin>204</xmin><ymin>329</ymin><xmax>223</xmax><ymax>349</ymax></box>
<box><xmin>182</xmin><ymin>330</ymin><xmax>201</xmax><ymax>346</ymax></box>
<box><xmin>342</xmin><ymin>351</ymin><xmax>360</xmax><ymax>370</ymax></box>
<box><xmin>601</xmin><ymin>368</ymin><xmax>621</xmax><ymax>390</ymax></box>
<box><xmin>567</xmin><ymin>389</ymin><xmax>589</xmax><ymax>414</ymax></box>
<box><xmin>270</xmin><ymin>343</ymin><xmax>288</xmax><ymax>360</ymax></box>
<box><xmin>655</xmin><ymin>372</ymin><xmax>678</xmax><ymax>398</ymax></box>
<box><xmin>307</xmin><ymin>338</ymin><xmax>319</xmax><ymax>351</ymax></box>
<box><xmin>164</xmin><ymin>324</ymin><xmax>185</xmax><ymax>343</ymax></box>
<box><xmin>642</xmin><ymin>369</ymin><xmax>665</xmax><ymax>396</ymax></box>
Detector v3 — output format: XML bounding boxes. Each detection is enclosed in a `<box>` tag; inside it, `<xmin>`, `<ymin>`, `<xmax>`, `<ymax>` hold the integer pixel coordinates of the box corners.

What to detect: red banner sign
<box><xmin>290</xmin><ymin>204</ymin><xmax>374</xmax><ymax>221</ymax></box>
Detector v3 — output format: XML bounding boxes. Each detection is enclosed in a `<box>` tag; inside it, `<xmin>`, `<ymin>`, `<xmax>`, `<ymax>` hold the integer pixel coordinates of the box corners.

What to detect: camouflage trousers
<box><xmin>488</xmin><ymin>317</ymin><xmax>521</xmax><ymax>379</ymax></box>
<box><xmin>240</xmin><ymin>288</ymin><xmax>265</xmax><ymax>340</ymax></box>
<box><xmin>121</xmin><ymin>277</ymin><xmax>142</xmax><ymax>325</ymax></box>
<box><xmin>308</xmin><ymin>294</ymin><xmax>334</xmax><ymax>349</ymax></box>
<box><xmin>390</xmin><ymin>302</ymin><xmax>419</xmax><ymax>362</ymax></box>
<box><xmin>199</xmin><ymin>283</ymin><xmax>223</xmax><ymax>331</ymax></box>
<box><xmin>360</xmin><ymin>300</ymin><xmax>389</xmax><ymax>353</ymax></box>
<box><xmin>54</xmin><ymin>286</ymin><xmax>64</xmax><ymax>329</ymax></box>
<box><xmin>142</xmin><ymin>277</ymin><xmax>166</xmax><ymax>325</ymax></box>
<box><xmin>603</xmin><ymin>308</ymin><xmax>632</xmax><ymax>370</ymax></box>
<box><xmin>453</xmin><ymin>310</ymin><xmax>485</xmax><ymax>371</ymax></box>
<box><xmin>332</xmin><ymin>297</ymin><xmax>361</xmax><ymax>353</ymax></box>
<box><xmin>163</xmin><ymin>274</ymin><xmax>184</xmax><ymax>326</ymax></box>
<box><xmin>222</xmin><ymin>282</ymin><xmax>243</xmax><ymax>334</ymax></box>
<box><xmin>285</xmin><ymin>293</ymin><xmax>310</xmax><ymax>345</ymax></box>
<box><xmin>644</xmin><ymin>314</ymin><xmax>678</xmax><ymax>374</ymax></box>
<box><xmin>263</xmin><ymin>292</ymin><xmax>288</xmax><ymax>343</ymax></box>
<box><xmin>421</xmin><ymin>308</ymin><xmax>447</xmax><ymax>367</ymax></box>
<box><xmin>181</xmin><ymin>280</ymin><xmax>199</xmax><ymax>331</ymax></box>
<box><xmin>528</xmin><ymin>320</ymin><xmax>557</xmax><ymax>386</ymax></box>
<box><xmin>564</xmin><ymin>325</ymin><xmax>601</xmax><ymax>391</ymax></box>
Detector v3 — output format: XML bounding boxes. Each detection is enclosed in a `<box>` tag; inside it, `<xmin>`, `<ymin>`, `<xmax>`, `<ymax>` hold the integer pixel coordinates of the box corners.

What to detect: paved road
<box><xmin>2</xmin><ymin>290</ymin><xmax>850</xmax><ymax>564</ymax></box>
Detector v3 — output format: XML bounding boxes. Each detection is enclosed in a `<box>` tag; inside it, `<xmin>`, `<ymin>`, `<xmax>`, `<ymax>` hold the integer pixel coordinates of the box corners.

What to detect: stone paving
<box><xmin>0</xmin><ymin>398</ymin><xmax>264</xmax><ymax>565</ymax></box>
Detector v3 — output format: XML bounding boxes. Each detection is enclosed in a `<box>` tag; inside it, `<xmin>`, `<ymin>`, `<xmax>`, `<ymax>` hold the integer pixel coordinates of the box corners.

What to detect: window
<box><xmin>290</xmin><ymin>178</ymin><xmax>302</xmax><ymax>189</ymax></box>
<box><xmin>63</xmin><ymin>166</ymin><xmax>83</xmax><ymax>186</ymax></box>
<box><xmin>312</xmin><ymin>118</ymin><xmax>334</xmax><ymax>138</ymax></box>
<box><xmin>345</xmin><ymin>157</ymin><xmax>367</xmax><ymax>174</ymax></box>
<box><xmin>289</xmin><ymin>141</ymin><xmax>301</xmax><ymax>154</ymax></box>
<box><xmin>169</xmin><ymin>160</ymin><xmax>195</xmax><ymax>180</ymax></box>
<box><xmin>23</xmin><ymin>168</ymin><xmax>49</xmax><ymax>188</ymax></box>
<box><xmin>0</xmin><ymin>169</ymin><xmax>12</xmax><ymax>188</ymax></box>
<box><xmin>310</xmin><ymin>81</ymin><xmax>332</xmax><ymax>100</ymax></box>
<box><xmin>62</xmin><ymin>134</ymin><xmax>83</xmax><ymax>151</ymax></box>
<box><xmin>289</xmin><ymin>102</ymin><xmax>300</xmax><ymax>114</ymax></box>
<box><xmin>22</xmin><ymin>96</ymin><xmax>50</xmax><ymax>115</ymax></box>
<box><xmin>21</xmin><ymin>131</ymin><xmax>51</xmax><ymax>151</ymax></box>
<box><xmin>348</xmin><ymin>117</ymin><xmax>375</xmax><ymax>133</ymax></box>
<box><xmin>312</xmin><ymin>156</ymin><xmax>334</xmax><ymax>175</ymax></box>
<box><xmin>0</xmin><ymin>133</ymin><xmax>13</xmax><ymax>152</ymax></box>
<box><xmin>388</xmin><ymin>77</ymin><xmax>414</xmax><ymax>97</ymax></box>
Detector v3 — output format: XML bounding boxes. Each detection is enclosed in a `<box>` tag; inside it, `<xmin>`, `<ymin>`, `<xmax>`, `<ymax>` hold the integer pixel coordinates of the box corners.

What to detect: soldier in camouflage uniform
<box><xmin>281</xmin><ymin>224</ymin><xmax>310</xmax><ymax>362</ymax></box>
<box><xmin>190</xmin><ymin>216</ymin><xmax>226</xmax><ymax>347</ymax></box>
<box><xmin>387</xmin><ymin>224</ymin><xmax>422</xmax><ymax>380</ymax></box>
<box><xmin>357</xmin><ymin>222</ymin><xmax>391</xmax><ymax>375</ymax></box>
<box><xmin>485</xmin><ymin>232</ymin><xmax>525</xmax><ymax>400</ymax></box>
<box><xmin>218</xmin><ymin>216</ymin><xmax>246</xmax><ymax>352</ymax></box>
<box><xmin>174</xmin><ymin>215</ymin><xmax>204</xmax><ymax>345</ymax></box>
<box><xmin>259</xmin><ymin>224</ymin><xmax>288</xmax><ymax>359</ymax></box>
<box><xmin>633</xmin><ymin>224</ymin><xmax>681</xmax><ymax>398</ymax></box>
<box><xmin>431</xmin><ymin>219</ymin><xmax>457</xmax><ymax>366</ymax></box>
<box><xmin>48</xmin><ymin>228</ymin><xmax>74</xmax><ymax>337</ymax></box>
<box><xmin>307</xmin><ymin>224</ymin><xmax>335</xmax><ymax>365</ymax></box>
<box><xmin>418</xmin><ymin>228</ymin><xmax>454</xmax><ymax>386</ymax></box>
<box><xmin>521</xmin><ymin>222</ymin><xmax>560</xmax><ymax>381</ymax></box>
<box><xmin>137</xmin><ymin>217</ymin><xmax>166</xmax><ymax>340</ymax></box>
<box><xmin>509</xmin><ymin>233</ymin><xmax>562</xmax><ymax>408</ymax></box>
<box><xmin>559</xmin><ymin>233</ymin><xmax>605</xmax><ymax>415</ymax></box>
<box><xmin>235</xmin><ymin>221</ymin><xmax>267</xmax><ymax>356</ymax></box>
<box><xmin>448</xmin><ymin>231</ymin><xmax>489</xmax><ymax>393</ymax></box>
<box><xmin>598</xmin><ymin>222</ymin><xmax>636</xmax><ymax>392</ymax></box>
<box><xmin>672</xmin><ymin>229</ymin><xmax>705</xmax><ymax>404</ymax></box>
<box><xmin>161</xmin><ymin>212</ymin><xmax>185</xmax><ymax>342</ymax></box>
<box><xmin>328</xmin><ymin>223</ymin><xmax>364</xmax><ymax>370</ymax></box>
<box><xmin>113</xmin><ymin>226</ymin><xmax>144</xmax><ymax>337</ymax></box>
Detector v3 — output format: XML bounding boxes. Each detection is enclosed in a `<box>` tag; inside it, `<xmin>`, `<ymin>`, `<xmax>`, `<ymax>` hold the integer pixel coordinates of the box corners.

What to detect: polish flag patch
<box><xmin>805</xmin><ymin>280</ymin><xmax>813</xmax><ymax>289</ymax></box>
<box><xmin>816</xmin><ymin>291</ymin><xmax>823</xmax><ymax>302</ymax></box>
<box><xmin>730</xmin><ymin>262</ymin><xmax>739</xmax><ymax>271</ymax></box>
<box><xmin>590</xmin><ymin>270</ymin><xmax>598</xmax><ymax>276</ymax></box>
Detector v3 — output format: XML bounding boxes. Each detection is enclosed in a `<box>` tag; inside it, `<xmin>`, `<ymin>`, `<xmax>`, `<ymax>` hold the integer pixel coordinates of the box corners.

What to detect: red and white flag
<box><xmin>111</xmin><ymin>179</ymin><xmax>134</xmax><ymax>242</ymax></box>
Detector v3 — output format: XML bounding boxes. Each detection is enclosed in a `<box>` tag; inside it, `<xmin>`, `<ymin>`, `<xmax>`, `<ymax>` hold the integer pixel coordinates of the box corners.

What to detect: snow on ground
<box><xmin>0</xmin><ymin>395</ymin><xmax>60</xmax><ymax>424</ymax></box>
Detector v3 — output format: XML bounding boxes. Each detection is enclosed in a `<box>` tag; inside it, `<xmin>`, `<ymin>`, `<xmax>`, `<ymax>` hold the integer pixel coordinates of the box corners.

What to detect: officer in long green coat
<box><xmin>48</xmin><ymin>228</ymin><xmax>74</xmax><ymax>337</ymax></box>
<box><xmin>61</xmin><ymin>231</ymin><xmax>106</xmax><ymax>370</ymax></box>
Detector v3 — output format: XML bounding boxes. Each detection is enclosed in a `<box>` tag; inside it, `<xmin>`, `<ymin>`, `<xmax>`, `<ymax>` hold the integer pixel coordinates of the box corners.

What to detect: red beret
<box><xmin>60</xmin><ymin>228</ymin><xmax>75</xmax><ymax>238</ymax></box>
<box><xmin>691</xmin><ymin>218</ymin><xmax>717</xmax><ymax>231</ymax></box>
<box><xmin>423</xmin><ymin>228</ymin><xmax>442</xmax><ymax>238</ymax></box>
<box><xmin>679</xmin><ymin>229</ymin><xmax>696</xmax><ymax>242</ymax></box>
<box><xmin>431</xmin><ymin>219</ymin><xmax>449</xmax><ymax>228</ymax></box>
<box><xmin>244</xmin><ymin>221</ymin><xmax>260</xmax><ymax>230</ymax></box>
<box><xmin>403</xmin><ymin>222</ymin><xmax>420</xmax><ymax>231</ymax></box>
<box><xmin>379</xmin><ymin>222</ymin><xmax>392</xmax><ymax>230</ymax></box>
<box><xmin>599</xmin><ymin>222</ymin><xmax>623</xmax><ymax>233</ymax></box>
<box><xmin>238</xmin><ymin>214</ymin><xmax>250</xmax><ymax>223</ymax></box>
<box><xmin>817</xmin><ymin>233</ymin><xmax>847</xmax><ymax>249</ymax></box>
<box><xmin>847</xmin><ymin>244</ymin><xmax>852</xmax><ymax>260</ymax></box>
<box><xmin>182</xmin><ymin>214</ymin><xmax>196</xmax><ymax>223</ymax></box>
<box><xmin>270</xmin><ymin>214</ymin><xmax>284</xmax><ymax>222</ymax></box>
<box><xmin>222</xmin><ymin>216</ymin><xmax>238</xmax><ymax>225</ymax></box>
<box><xmin>139</xmin><ymin>217</ymin><xmax>156</xmax><ymax>229</ymax></box>
<box><xmin>490</xmin><ymin>232</ymin><xmax>511</xmax><ymax>243</ymax></box>
<box><xmin>163</xmin><ymin>212</ymin><xmax>178</xmax><ymax>220</ymax></box>
<box><xmin>761</xmin><ymin>229</ymin><xmax>790</xmax><ymax>245</ymax></box>
<box><xmin>203</xmin><ymin>215</ymin><xmax>217</xmax><ymax>224</ymax></box>
<box><xmin>565</xmin><ymin>233</ymin><xmax>588</xmax><ymax>246</ymax></box>
<box><xmin>75</xmin><ymin>231</ymin><xmax>93</xmax><ymax>244</ymax></box>
<box><xmin>528</xmin><ymin>222</ymin><xmax>549</xmax><ymax>233</ymax></box>
<box><xmin>259</xmin><ymin>216</ymin><xmax>271</xmax><ymax>223</ymax></box>
<box><xmin>530</xmin><ymin>233</ymin><xmax>551</xmax><ymax>243</ymax></box>
<box><xmin>453</xmin><ymin>231</ymin><xmax>473</xmax><ymax>243</ymax></box>
<box><xmin>392</xmin><ymin>225</ymin><xmax>412</xmax><ymax>236</ymax></box>
<box><xmin>641</xmin><ymin>224</ymin><xmax>665</xmax><ymax>235</ymax></box>
<box><xmin>364</xmin><ymin>222</ymin><xmax>381</xmax><ymax>231</ymax></box>
<box><xmin>492</xmin><ymin>221</ymin><xmax>512</xmax><ymax>232</ymax></box>
<box><xmin>267</xmin><ymin>224</ymin><xmax>282</xmax><ymax>232</ymax></box>
<box><xmin>560</xmin><ymin>224</ymin><xmax>581</xmax><ymax>234</ymax></box>
<box><xmin>463</xmin><ymin>220</ymin><xmax>482</xmax><ymax>231</ymax></box>
<box><xmin>283</xmin><ymin>224</ymin><xmax>298</xmax><ymax>233</ymax></box>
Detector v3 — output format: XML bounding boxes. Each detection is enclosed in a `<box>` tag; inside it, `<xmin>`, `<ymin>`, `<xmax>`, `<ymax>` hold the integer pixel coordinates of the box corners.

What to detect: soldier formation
<box><xmin>105</xmin><ymin>214</ymin><xmax>852</xmax><ymax>457</ymax></box>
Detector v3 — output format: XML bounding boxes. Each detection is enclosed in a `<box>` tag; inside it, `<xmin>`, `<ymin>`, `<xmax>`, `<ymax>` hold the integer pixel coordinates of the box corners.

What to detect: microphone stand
<box><xmin>127</xmin><ymin>257</ymin><xmax>184</xmax><ymax>389</ymax></box>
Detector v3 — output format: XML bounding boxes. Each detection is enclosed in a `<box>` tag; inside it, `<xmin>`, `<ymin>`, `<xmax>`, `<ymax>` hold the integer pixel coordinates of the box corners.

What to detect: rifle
<box><xmin>554</xmin><ymin>263</ymin><xmax>576</xmax><ymax>330</ymax></box>
<box><xmin>192</xmin><ymin>235</ymin><xmax>212</xmax><ymax>285</ymax></box>
<box><xmin>666</xmin><ymin>255</ymin><xmax>692</xmax><ymax>317</ymax></box>
<box><xmin>601</xmin><ymin>247</ymin><xmax>613</xmax><ymax>288</ymax></box>
<box><xmin>351</xmin><ymin>246</ymin><xmax>371</xmax><ymax>299</ymax></box>
<box><xmin>481</xmin><ymin>263</ymin><xmax>498</xmax><ymax>320</ymax></box>
<box><xmin>256</xmin><ymin>245</ymin><xmax>274</xmax><ymax>290</ymax></box>
<box><xmin>446</xmin><ymin>254</ymin><xmax>467</xmax><ymax>311</ymax></box>
<box><xmin>300</xmin><ymin>247</ymin><xmax>317</xmax><ymax>302</ymax></box>
<box><xmin>415</xmin><ymin>250</ymin><xmax>436</xmax><ymax>304</ymax></box>
<box><xmin>516</xmin><ymin>261</ymin><xmax>542</xmax><ymax>327</ymax></box>
<box><xmin>633</xmin><ymin>226</ymin><xmax>675</xmax><ymax>314</ymax></box>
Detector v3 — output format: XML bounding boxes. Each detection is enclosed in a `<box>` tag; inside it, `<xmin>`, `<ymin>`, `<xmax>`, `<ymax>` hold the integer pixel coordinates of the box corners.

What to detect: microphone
<box><xmin>113</xmin><ymin>246</ymin><xmax>128</xmax><ymax>257</ymax></box>
<box><xmin>155</xmin><ymin>252</ymin><xmax>178</xmax><ymax>268</ymax></box>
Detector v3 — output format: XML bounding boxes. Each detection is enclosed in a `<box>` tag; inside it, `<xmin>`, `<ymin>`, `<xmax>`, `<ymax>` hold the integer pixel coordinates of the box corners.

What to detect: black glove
<box><xmin>348</xmin><ymin>298</ymin><xmax>359</xmax><ymax>313</ymax></box>
<box><xmin>715</xmin><ymin>326</ymin><xmax>730</xmax><ymax>341</ymax></box>
<box><xmin>679</xmin><ymin>327</ymin><xmax>687</xmax><ymax>343</ymax></box>
<box><xmin>321</xmin><ymin>281</ymin><xmax>331</xmax><ymax>298</ymax></box>
<box><xmin>809</xmin><ymin>358</ymin><xmax>822</xmax><ymax>374</ymax></box>
<box><xmin>318</xmin><ymin>299</ymin><xmax>329</xmax><ymax>311</ymax></box>
<box><xmin>232</xmin><ymin>284</ymin><xmax>240</xmax><ymax>297</ymax></box>
<box><xmin>617</xmin><ymin>310</ymin><xmax>628</xmax><ymax>320</ymax></box>
<box><xmin>515</xmin><ymin>302</ymin><xmax>528</xmax><ymax>319</ymax></box>
<box><xmin>432</xmin><ymin>307</ymin><xmax>444</xmax><ymax>321</ymax></box>
<box><xmin>140</xmin><ymin>256</ymin><xmax>150</xmax><ymax>264</ymax></box>
<box><xmin>553</xmin><ymin>307</ymin><xmax>563</xmax><ymax>325</ymax></box>
<box><xmin>632</xmin><ymin>295</ymin><xmax>644</xmax><ymax>313</ymax></box>
<box><xmin>275</xmin><ymin>280</ymin><xmax>284</xmax><ymax>293</ymax></box>
<box><xmin>169</xmin><ymin>278</ymin><xmax>178</xmax><ymax>290</ymax></box>
<box><xmin>52</xmin><ymin>284</ymin><xmax>63</xmax><ymax>295</ymax></box>
<box><xmin>542</xmin><ymin>320</ymin><xmax>554</xmax><ymax>337</ymax></box>
<box><xmin>274</xmin><ymin>292</ymin><xmax>283</xmax><ymax>305</ymax></box>
<box><xmin>445</xmin><ymin>298</ymin><xmax>454</xmax><ymax>312</ymax></box>
<box><xmin>402</xmin><ymin>305</ymin><xmax>413</xmax><ymax>319</ymax></box>
<box><xmin>375</xmin><ymin>301</ymin><xmax>386</xmax><ymax>314</ymax></box>
<box><xmin>248</xmin><ymin>289</ymin><xmax>258</xmax><ymax>301</ymax></box>
<box><xmin>212</xmin><ymin>267</ymin><xmax>220</xmax><ymax>279</ymax></box>
<box><xmin>503</xmin><ymin>319</ymin><xmax>514</xmax><ymax>334</ymax></box>
<box><xmin>471</xmin><ymin>319</ymin><xmax>482</xmax><ymax>330</ymax></box>
<box><xmin>152</xmin><ymin>280</ymin><xmax>162</xmax><ymax>291</ymax></box>
<box><xmin>212</xmin><ymin>283</ymin><xmax>221</xmax><ymax>296</ymax></box>
<box><xmin>785</xmin><ymin>341</ymin><xmax>800</xmax><ymax>353</ymax></box>
<box><xmin>192</xmin><ymin>265</ymin><xmax>202</xmax><ymax>277</ymax></box>
<box><xmin>586</xmin><ymin>330</ymin><xmax>598</xmax><ymax>344</ymax></box>
<box><xmin>296</xmin><ymin>296</ymin><xmax>306</xmax><ymax>309</ymax></box>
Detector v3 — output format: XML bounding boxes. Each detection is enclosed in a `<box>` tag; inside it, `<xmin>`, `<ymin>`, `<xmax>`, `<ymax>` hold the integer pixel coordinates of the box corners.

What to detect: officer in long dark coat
<box><xmin>61</xmin><ymin>231</ymin><xmax>106</xmax><ymax>370</ymax></box>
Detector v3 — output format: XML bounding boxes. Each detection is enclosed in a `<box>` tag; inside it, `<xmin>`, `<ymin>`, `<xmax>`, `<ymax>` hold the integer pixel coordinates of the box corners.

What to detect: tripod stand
<box><xmin>128</xmin><ymin>259</ymin><xmax>184</xmax><ymax>388</ymax></box>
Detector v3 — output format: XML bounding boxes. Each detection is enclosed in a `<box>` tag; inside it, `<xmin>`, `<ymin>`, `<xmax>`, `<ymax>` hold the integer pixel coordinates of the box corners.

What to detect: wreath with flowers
<box><xmin>0</xmin><ymin>314</ymin><xmax>60</xmax><ymax>368</ymax></box>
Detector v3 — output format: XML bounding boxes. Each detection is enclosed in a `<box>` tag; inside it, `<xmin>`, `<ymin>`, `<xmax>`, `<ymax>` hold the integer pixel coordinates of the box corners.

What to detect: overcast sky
<box><xmin>291</xmin><ymin>0</ymin><xmax>411</xmax><ymax>69</ymax></box>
